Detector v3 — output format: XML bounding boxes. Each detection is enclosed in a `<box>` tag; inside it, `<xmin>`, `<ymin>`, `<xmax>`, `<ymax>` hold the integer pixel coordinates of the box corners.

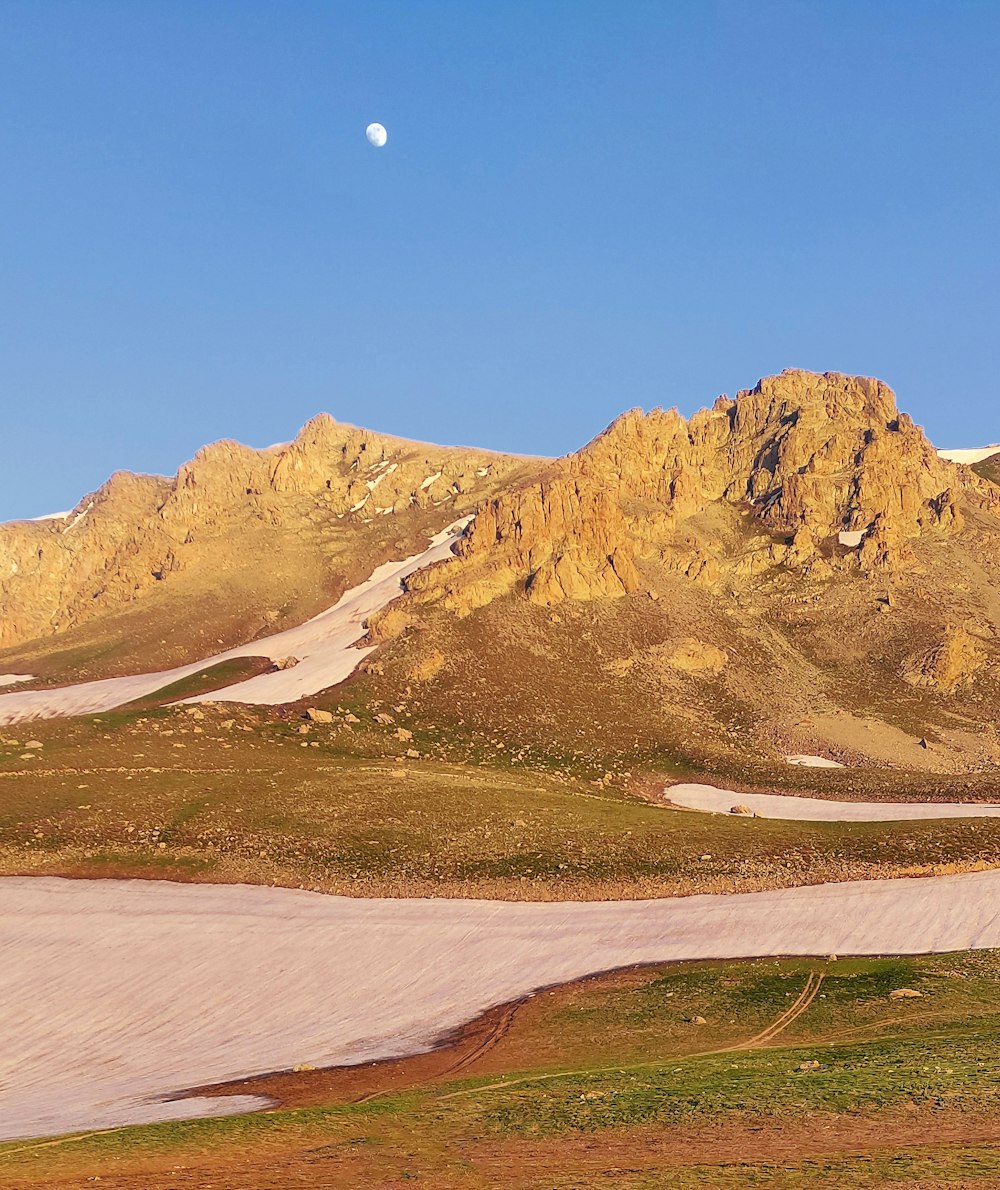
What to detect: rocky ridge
<box><xmin>5</xmin><ymin>370</ymin><xmax>999</xmax><ymax>678</ymax></box>
<box><xmin>406</xmin><ymin>371</ymin><xmax>996</xmax><ymax>614</ymax></box>
<box><xmin>0</xmin><ymin>416</ymin><xmax>532</xmax><ymax>651</ymax></box>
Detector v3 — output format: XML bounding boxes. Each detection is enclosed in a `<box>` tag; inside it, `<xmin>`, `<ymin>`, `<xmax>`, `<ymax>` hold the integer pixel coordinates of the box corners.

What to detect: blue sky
<box><xmin>1</xmin><ymin>0</ymin><xmax>998</xmax><ymax>519</ymax></box>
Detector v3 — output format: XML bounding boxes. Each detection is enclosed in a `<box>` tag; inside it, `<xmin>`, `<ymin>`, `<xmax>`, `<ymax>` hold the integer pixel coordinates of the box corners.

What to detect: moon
<box><xmin>365</xmin><ymin>122</ymin><xmax>388</xmax><ymax>148</ymax></box>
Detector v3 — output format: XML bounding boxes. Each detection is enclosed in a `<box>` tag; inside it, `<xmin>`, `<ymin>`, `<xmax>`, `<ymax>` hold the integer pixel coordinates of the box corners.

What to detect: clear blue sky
<box><xmin>2</xmin><ymin>1</ymin><xmax>998</xmax><ymax>520</ymax></box>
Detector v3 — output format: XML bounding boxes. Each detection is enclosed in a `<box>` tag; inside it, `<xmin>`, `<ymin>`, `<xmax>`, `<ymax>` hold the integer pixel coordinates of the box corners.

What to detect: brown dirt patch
<box><xmin>182</xmin><ymin>994</ymin><xmax>529</xmax><ymax>1110</ymax></box>
<box><xmin>468</xmin><ymin>1116</ymin><xmax>1000</xmax><ymax>1184</ymax></box>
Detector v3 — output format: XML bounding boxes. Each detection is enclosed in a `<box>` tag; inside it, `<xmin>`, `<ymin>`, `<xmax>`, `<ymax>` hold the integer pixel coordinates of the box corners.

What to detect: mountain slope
<box><xmin>0</xmin><ymin>416</ymin><xmax>539</xmax><ymax>681</ymax></box>
<box><xmin>366</xmin><ymin>371</ymin><xmax>1000</xmax><ymax>774</ymax></box>
<box><xmin>6</xmin><ymin>370</ymin><xmax>1000</xmax><ymax>775</ymax></box>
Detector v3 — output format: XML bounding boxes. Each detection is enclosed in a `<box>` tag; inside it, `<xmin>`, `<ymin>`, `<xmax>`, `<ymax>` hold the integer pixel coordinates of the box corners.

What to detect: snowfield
<box><xmin>0</xmin><ymin>521</ymin><xmax>469</xmax><ymax>724</ymax></box>
<box><xmin>6</xmin><ymin>871</ymin><xmax>1000</xmax><ymax>1141</ymax></box>
<box><xmin>937</xmin><ymin>445</ymin><xmax>1000</xmax><ymax>465</ymax></box>
<box><xmin>665</xmin><ymin>782</ymin><xmax>1000</xmax><ymax>821</ymax></box>
<box><xmin>0</xmin><ymin>674</ymin><xmax>35</xmax><ymax>688</ymax></box>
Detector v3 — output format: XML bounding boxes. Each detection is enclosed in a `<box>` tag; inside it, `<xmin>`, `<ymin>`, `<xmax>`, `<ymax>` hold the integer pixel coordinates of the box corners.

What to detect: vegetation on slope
<box><xmin>971</xmin><ymin>450</ymin><xmax>1000</xmax><ymax>486</ymax></box>
<box><xmin>120</xmin><ymin>657</ymin><xmax>273</xmax><ymax>710</ymax></box>
<box><xmin>4</xmin><ymin>950</ymin><xmax>1000</xmax><ymax>1188</ymax></box>
<box><xmin>4</xmin><ymin>701</ymin><xmax>1000</xmax><ymax>900</ymax></box>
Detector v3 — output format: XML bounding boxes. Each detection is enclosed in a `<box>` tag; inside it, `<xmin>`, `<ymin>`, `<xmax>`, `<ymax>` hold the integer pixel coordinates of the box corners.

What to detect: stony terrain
<box><xmin>7</xmin><ymin>369</ymin><xmax>1000</xmax><ymax>774</ymax></box>
<box><xmin>6</xmin><ymin>371</ymin><xmax>1000</xmax><ymax>1188</ymax></box>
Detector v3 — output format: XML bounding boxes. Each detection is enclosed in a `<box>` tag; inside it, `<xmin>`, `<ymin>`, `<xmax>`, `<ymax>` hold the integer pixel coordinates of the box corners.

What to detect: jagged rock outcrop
<box><xmin>409</xmin><ymin>476</ymin><xmax>641</xmax><ymax>612</ymax></box>
<box><xmin>0</xmin><ymin>471</ymin><xmax>174</xmax><ymax>648</ymax></box>
<box><xmin>0</xmin><ymin>415</ymin><xmax>530</xmax><ymax>650</ymax></box>
<box><xmin>406</xmin><ymin>370</ymin><xmax>994</xmax><ymax>615</ymax></box>
<box><xmin>6</xmin><ymin>371</ymin><xmax>997</xmax><ymax>660</ymax></box>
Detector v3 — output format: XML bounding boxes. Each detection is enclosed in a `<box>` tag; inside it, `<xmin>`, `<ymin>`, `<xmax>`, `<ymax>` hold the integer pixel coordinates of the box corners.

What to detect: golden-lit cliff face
<box><xmin>406</xmin><ymin>370</ymin><xmax>994</xmax><ymax>614</ymax></box>
<box><xmin>5</xmin><ymin>370</ymin><xmax>1000</xmax><ymax>699</ymax></box>
<box><xmin>0</xmin><ymin>414</ymin><xmax>535</xmax><ymax>654</ymax></box>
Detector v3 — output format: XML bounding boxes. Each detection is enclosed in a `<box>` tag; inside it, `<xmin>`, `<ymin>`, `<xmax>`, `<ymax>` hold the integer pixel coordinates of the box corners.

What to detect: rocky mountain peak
<box><xmin>407</xmin><ymin>371</ymin><xmax>994</xmax><ymax>616</ymax></box>
<box><xmin>4</xmin><ymin>372</ymin><xmax>996</xmax><ymax>663</ymax></box>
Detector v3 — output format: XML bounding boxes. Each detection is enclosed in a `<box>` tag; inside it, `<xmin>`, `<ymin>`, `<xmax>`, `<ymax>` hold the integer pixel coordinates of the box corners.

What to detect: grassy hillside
<box><xmin>971</xmin><ymin>450</ymin><xmax>1000</xmax><ymax>486</ymax></box>
<box><xmin>4</xmin><ymin>701</ymin><xmax>1000</xmax><ymax>900</ymax></box>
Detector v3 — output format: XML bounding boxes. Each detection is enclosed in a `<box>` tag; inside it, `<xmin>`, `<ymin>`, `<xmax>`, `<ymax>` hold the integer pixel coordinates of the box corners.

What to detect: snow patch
<box><xmin>7</xmin><ymin>870</ymin><xmax>1000</xmax><ymax>1140</ymax></box>
<box><xmin>838</xmin><ymin>530</ymin><xmax>865</xmax><ymax>548</ymax></box>
<box><xmin>786</xmin><ymin>754</ymin><xmax>845</xmax><ymax>769</ymax></box>
<box><xmin>0</xmin><ymin>675</ymin><xmax>35</xmax><ymax>688</ymax></box>
<box><xmin>366</xmin><ymin>464</ymin><xmax>397</xmax><ymax>492</ymax></box>
<box><xmin>63</xmin><ymin>501</ymin><xmax>94</xmax><ymax>531</ymax></box>
<box><xmin>420</xmin><ymin>471</ymin><xmax>442</xmax><ymax>490</ymax></box>
<box><xmin>665</xmin><ymin>782</ymin><xmax>1000</xmax><ymax>822</ymax></box>
<box><xmin>938</xmin><ymin>446</ymin><xmax>1000</xmax><ymax>465</ymax></box>
<box><xmin>0</xmin><ymin>520</ymin><xmax>471</xmax><ymax>724</ymax></box>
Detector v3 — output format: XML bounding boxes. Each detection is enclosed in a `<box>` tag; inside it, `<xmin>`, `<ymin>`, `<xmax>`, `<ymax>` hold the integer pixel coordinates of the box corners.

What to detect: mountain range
<box><xmin>4</xmin><ymin>368</ymin><xmax>1000</xmax><ymax>776</ymax></box>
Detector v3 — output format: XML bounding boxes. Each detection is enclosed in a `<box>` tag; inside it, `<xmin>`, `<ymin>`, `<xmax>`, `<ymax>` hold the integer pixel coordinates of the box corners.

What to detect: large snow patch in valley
<box><xmin>6</xmin><ymin>871</ymin><xmax>1000</xmax><ymax>1140</ymax></box>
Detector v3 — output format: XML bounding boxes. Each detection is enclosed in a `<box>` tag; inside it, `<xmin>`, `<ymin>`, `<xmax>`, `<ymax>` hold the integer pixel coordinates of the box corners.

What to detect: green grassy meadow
<box><xmin>4</xmin><ymin>699</ymin><xmax>1000</xmax><ymax>899</ymax></box>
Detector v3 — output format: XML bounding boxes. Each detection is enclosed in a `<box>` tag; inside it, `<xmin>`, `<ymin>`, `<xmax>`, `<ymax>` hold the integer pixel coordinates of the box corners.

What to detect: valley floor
<box><xmin>7</xmin><ymin>701</ymin><xmax>1000</xmax><ymax>901</ymax></box>
<box><xmin>5</xmin><ymin>692</ymin><xmax>1000</xmax><ymax>1184</ymax></box>
<box><xmin>4</xmin><ymin>950</ymin><xmax>1000</xmax><ymax>1188</ymax></box>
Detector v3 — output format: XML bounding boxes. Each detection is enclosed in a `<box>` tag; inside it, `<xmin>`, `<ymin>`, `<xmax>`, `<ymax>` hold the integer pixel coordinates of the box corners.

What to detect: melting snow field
<box><xmin>6</xmin><ymin>872</ymin><xmax>1000</xmax><ymax>1141</ymax></box>
<box><xmin>666</xmin><ymin>782</ymin><xmax>1000</xmax><ymax>821</ymax></box>
<box><xmin>0</xmin><ymin>674</ymin><xmax>35</xmax><ymax>688</ymax></box>
<box><xmin>0</xmin><ymin>521</ymin><xmax>468</xmax><ymax>725</ymax></box>
<box><xmin>937</xmin><ymin>446</ymin><xmax>1000</xmax><ymax>465</ymax></box>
